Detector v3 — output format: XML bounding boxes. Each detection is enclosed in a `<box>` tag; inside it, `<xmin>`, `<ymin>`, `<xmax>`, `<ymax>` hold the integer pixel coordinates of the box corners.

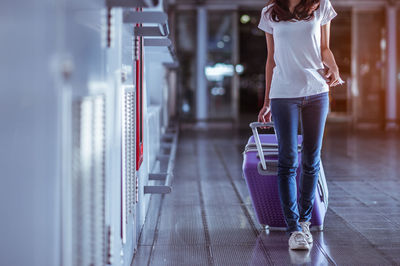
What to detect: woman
<box><xmin>257</xmin><ymin>0</ymin><xmax>340</xmax><ymax>250</ymax></box>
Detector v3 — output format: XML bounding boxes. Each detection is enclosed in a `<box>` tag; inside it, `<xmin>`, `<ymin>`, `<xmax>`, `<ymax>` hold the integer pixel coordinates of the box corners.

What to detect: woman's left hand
<box><xmin>325</xmin><ymin>66</ymin><xmax>341</xmax><ymax>87</ymax></box>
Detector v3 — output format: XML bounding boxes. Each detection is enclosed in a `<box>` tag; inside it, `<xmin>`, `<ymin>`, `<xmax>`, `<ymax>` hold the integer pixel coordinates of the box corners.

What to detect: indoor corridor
<box><xmin>132</xmin><ymin>120</ymin><xmax>400</xmax><ymax>265</ymax></box>
<box><xmin>2</xmin><ymin>1</ymin><xmax>400</xmax><ymax>265</ymax></box>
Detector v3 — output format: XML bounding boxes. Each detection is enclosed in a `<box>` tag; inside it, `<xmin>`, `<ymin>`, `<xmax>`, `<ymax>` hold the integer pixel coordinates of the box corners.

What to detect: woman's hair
<box><xmin>265</xmin><ymin>0</ymin><xmax>320</xmax><ymax>22</ymax></box>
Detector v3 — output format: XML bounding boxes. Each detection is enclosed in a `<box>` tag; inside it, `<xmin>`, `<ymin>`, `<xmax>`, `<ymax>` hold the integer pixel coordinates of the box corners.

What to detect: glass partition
<box><xmin>176</xmin><ymin>11</ymin><xmax>197</xmax><ymax>120</ymax></box>
<box><xmin>353</xmin><ymin>9</ymin><xmax>386</xmax><ymax>126</ymax></box>
<box><xmin>329</xmin><ymin>8</ymin><xmax>351</xmax><ymax>116</ymax></box>
<box><xmin>206</xmin><ymin>11</ymin><xmax>236</xmax><ymax>120</ymax></box>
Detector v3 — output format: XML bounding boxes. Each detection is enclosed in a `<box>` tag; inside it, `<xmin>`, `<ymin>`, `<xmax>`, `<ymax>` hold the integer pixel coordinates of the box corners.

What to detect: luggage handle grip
<box><xmin>250</xmin><ymin>122</ymin><xmax>275</xmax><ymax>130</ymax></box>
<box><xmin>249</xmin><ymin>122</ymin><xmax>275</xmax><ymax>171</ymax></box>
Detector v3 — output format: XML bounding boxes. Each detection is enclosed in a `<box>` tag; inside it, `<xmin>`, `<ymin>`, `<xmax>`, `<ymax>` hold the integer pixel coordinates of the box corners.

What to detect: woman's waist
<box><xmin>273</xmin><ymin>66</ymin><xmax>326</xmax><ymax>83</ymax></box>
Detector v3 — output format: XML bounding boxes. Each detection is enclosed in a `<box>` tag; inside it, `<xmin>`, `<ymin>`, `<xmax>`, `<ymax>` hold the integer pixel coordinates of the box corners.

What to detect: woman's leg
<box><xmin>298</xmin><ymin>92</ymin><xmax>329</xmax><ymax>222</ymax></box>
<box><xmin>271</xmin><ymin>98</ymin><xmax>302</xmax><ymax>233</ymax></box>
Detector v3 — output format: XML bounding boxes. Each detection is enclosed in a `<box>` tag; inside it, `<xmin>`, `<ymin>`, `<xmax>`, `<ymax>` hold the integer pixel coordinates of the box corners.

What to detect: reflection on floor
<box><xmin>132</xmin><ymin>121</ymin><xmax>400</xmax><ymax>266</ymax></box>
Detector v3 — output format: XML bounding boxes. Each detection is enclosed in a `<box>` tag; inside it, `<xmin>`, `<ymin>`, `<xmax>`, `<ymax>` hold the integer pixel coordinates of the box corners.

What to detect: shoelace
<box><xmin>292</xmin><ymin>232</ymin><xmax>308</xmax><ymax>244</ymax></box>
<box><xmin>300</xmin><ymin>222</ymin><xmax>311</xmax><ymax>235</ymax></box>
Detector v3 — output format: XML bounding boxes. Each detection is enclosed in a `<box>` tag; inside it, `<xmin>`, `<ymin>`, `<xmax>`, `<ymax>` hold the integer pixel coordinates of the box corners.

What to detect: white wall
<box><xmin>0</xmin><ymin>1</ymin><xmax>63</xmax><ymax>265</ymax></box>
<box><xmin>0</xmin><ymin>0</ymin><xmax>175</xmax><ymax>265</ymax></box>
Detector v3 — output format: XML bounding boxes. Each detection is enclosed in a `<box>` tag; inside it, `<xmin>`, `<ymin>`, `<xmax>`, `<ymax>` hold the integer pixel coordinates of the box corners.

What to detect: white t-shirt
<box><xmin>258</xmin><ymin>0</ymin><xmax>337</xmax><ymax>98</ymax></box>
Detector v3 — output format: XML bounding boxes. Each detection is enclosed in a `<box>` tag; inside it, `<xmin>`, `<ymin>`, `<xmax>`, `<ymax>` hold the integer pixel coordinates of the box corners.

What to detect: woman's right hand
<box><xmin>257</xmin><ymin>105</ymin><xmax>272</xmax><ymax>129</ymax></box>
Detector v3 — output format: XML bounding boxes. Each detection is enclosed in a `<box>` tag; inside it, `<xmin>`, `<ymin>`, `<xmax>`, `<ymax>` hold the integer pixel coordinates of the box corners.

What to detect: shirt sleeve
<box><xmin>321</xmin><ymin>0</ymin><xmax>337</xmax><ymax>25</ymax></box>
<box><xmin>258</xmin><ymin>6</ymin><xmax>273</xmax><ymax>34</ymax></box>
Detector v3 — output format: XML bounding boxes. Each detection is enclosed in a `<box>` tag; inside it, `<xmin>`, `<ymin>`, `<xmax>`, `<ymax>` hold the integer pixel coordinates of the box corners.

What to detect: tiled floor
<box><xmin>132</xmin><ymin>119</ymin><xmax>400</xmax><ymax>266</ymax></box>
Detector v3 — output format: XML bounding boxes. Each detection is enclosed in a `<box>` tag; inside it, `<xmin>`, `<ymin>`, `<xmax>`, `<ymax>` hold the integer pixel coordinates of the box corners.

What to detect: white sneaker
<box><xmin>299</xmin><ymin>221</ymin><xmax>313</xmax><ymax>244</ymax></box>
<box><xmin>288</xmin><ymin>231</ymin><xmax>310</xmax><ymax>250</ymax></box>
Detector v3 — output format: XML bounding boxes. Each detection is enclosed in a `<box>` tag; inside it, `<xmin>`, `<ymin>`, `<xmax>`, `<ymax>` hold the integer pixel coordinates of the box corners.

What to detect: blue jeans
<box><xmin>270</xmin><ymin>92</ymin><xmax>329</xmax><ymax>233</ymax></box>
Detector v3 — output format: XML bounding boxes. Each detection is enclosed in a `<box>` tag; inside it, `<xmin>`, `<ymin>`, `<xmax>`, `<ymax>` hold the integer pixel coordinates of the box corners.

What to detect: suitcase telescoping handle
<box><xmin>249</xmin><ymin>122</ymin><xmax>275</xmax><ymax>171</ymax></box>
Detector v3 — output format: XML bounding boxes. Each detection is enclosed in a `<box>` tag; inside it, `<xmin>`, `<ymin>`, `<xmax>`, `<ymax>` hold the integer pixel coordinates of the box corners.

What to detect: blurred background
<box><xmin>173</xmin><ymin>0</ymin><xmax>399</xmax><ymax>129</ymax></box>
<box><xmin>0</xmin><ymin>0</ymin><xmax>399</xmax><ymax>265</ymax></box>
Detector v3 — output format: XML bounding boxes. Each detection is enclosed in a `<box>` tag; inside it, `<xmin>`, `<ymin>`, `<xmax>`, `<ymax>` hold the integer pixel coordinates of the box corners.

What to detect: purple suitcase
<box><xmin>242</xmin><ymin>122</ymin><xmax>328</xmax><ymax>231</ymax></box>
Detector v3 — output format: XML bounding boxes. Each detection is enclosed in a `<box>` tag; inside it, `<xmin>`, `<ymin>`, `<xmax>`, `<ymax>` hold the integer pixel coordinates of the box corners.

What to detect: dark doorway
<box><xmin>238</xmin><ymin>10</ymin><xmax>267</xmax><ymax>115</ymax></box>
